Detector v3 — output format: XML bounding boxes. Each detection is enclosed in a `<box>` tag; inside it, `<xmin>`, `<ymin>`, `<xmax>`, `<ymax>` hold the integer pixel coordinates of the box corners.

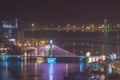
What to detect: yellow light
<box><xmin>36</xmin><ymin>58</ymin><xmax>44</xmax><ymax>63</ymax></box>
<box><xmin>73</xmin><ymin>25</ymin><xmax>76</xmax><ymax>28</ymax></box>
<box><xmin>91</xmin><ymin>24</ymin><xmax>94</xmax><ymax>27</ymax></box>
<box><xmin>24</xmin><ymin>52</ymin><xmax>27</xmax><ymax>56</ymax></box>
<box><xmin>24</xmin><ymin>43</ymin><xmax>27</xmax><ymax>47</ymax></box>
<box><xmin>32</xmin><ymin>23</ymin><xmax>35</xmax><ymax>27</ymax></box>
<box><xmin>41</xmin><ymin>40</ymin><xmax>45</xmax><ymax>45</ymax></box>
<box><xmin>18</xmin><ymin>43</ymin><xmax>22</xmax><ymax>47</ymax></box>
<box><xmin>88</xmin><ymin>57</ymin><xmax>92</xmax><ymax>63</ymax></box>
<box><xmin>96</xmin><ymin>56</ymin><xmax>99</xmax><ymax>62</ymax></box>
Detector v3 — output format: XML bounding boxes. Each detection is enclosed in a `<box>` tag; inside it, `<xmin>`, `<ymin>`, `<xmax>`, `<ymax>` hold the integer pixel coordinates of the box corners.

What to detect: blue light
<box><xmin>80</xmin><ymin>62</ymin><xmax>86</xmax><ymax>72</ymax></box>
<box><xmin>4</xmin><ymin>56</ymin><xmax>9</xmax><ymax>61</ymax></box>
<box><xmin>3</xmin><ymin>61</ymin><xmax>8</xmax><ymax>66</ymax></box>
<box><xmin>1</xmin><ymin>55</ymin><xmax>24</xmax><ymax>62</ymax></box>
<box><xmin>80</xmin><ymin>56</ymin><xmax>86</xmax><ymax>62</ymax></box>
<box><xmin>49</xmin><ymin>64</ymin><xmax>54</xmax><ymax>80</ymax></box>
<box><xmin>47</xmin><ymin>58</ymin><xmax>56</xmax><ymax>64</ymax></box>
<box><xmin>93</xmin><ymin>62</ymin><xmax>98</xmax><ymax>68</ymax></box>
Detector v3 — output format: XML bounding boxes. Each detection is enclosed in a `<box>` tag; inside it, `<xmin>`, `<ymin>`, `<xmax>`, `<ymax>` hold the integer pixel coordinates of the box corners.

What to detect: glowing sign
<box><xmin>88</xmin><ymin>57</ymin><xmax>92</xmax><ymax>63</ymax></box>
<box><xmin>3</xmin><ymin>24</ymin><xmax>16</xmax><ymax>28</ymax></box>
<box><xmin>95</xmin><ymin>56</ymin><xmax>99</xmax><ymax>62</ymax></box>
<box><xmin>92</xmin><ymin>57</ymin><xmax>95</xmax><ymax>62</ymax></box>
<box><xmin>9</xmin><ymin>39</ymin><xmax>15</xmax><ymax>42</ymax></box>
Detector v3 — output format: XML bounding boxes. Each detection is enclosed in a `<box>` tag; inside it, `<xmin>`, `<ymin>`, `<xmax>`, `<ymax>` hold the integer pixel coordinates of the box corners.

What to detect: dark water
<box><xmin>0</xmin><ymin>60</ymin><xmax>84</xmax><ymax>80</ymax></box>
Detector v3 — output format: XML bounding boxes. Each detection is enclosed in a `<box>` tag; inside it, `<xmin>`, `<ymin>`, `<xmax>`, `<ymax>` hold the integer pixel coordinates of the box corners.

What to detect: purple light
<box><xmin>37</xmin><ymin>44</ymin><xmax>77</xmax><ymax>57</ymax></box>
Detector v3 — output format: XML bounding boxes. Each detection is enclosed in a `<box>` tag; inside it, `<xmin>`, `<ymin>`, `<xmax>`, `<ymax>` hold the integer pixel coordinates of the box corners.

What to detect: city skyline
<box><xmin>0</xmin><ymin>0</ymin><xmax>120</xmax><ymax>24</ymax></box>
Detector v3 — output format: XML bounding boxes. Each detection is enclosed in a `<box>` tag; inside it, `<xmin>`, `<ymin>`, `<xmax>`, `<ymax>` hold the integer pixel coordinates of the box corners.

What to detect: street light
<box><xmin>32</xmin><ymin>23</ymin><xmax>35</xmax><ymax>27</ymax></box>
<box><xmin>32</xmin><ymin>23</ymin><xmax>35</xmax><ymax>40</ymax></box>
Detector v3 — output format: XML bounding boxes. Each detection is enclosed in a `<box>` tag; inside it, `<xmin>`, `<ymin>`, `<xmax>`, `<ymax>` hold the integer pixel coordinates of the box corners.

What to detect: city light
<box><xmin>47</xmin><ymin>58</ymin><xmax>56</xmax><ymax>64</ymax></box>
<box><xmin>86</xmin><ymin>52</ymin><xmax>91</xmax><ymax>57</ymax></box>
<box><xmin>50</xmin><ymin>40</ymin><xmax>53</xmax><ymax>44</ymax></box>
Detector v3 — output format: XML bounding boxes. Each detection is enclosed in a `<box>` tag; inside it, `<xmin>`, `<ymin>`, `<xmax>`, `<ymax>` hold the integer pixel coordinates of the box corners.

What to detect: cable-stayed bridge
<box><xmin>0</xmin><ymin>44</ymin><xmax>78</xmax><ymax>61</ymax></box>
<box><xmin>36</xmin><ymin>44</ymin><xmax>78</xmax><ymax>57</ymax></box>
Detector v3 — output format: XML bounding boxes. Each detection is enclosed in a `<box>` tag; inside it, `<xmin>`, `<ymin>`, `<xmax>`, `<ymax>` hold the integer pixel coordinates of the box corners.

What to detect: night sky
<box><xmin>0</xmin><ymin>0</ymin><xmax>120</xmax><ymax>24</ymax></box>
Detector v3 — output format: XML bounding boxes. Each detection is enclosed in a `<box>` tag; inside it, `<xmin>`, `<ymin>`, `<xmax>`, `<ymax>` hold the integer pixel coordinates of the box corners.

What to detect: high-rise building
<box><xmin>0</xmin><ymin>20</ymin><xmax>17</xmax><ymax>44</ymax></box>
<box><xmin>0</xmin><ymin>21</ymin><xmax>7</xmax><ymax>43</ymax></box>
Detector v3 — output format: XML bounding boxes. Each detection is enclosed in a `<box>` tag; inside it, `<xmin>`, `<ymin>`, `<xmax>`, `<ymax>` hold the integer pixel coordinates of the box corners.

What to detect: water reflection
<box><xmin>49</xmin><ymin>64</ymin><xmax>54</xmax><ymax>80</ymax></box>
<box><xmin>1</xmin><ymin>59</ymin><xmax>120</xmax><ymax>80</ymax></box>
<box><xmin>35</xmin><ymin>63</ymin><xmax>38</xmax><ymax>80</ymax></box>
<box><xmin>0</xmin><ymin>61</ymin><xmax>24</xmax><ymax>80</ymax></box>
<box><xmin>65</xmin><ymin>63</ymin><xmax>68</xmax><ymax>76</ymax></box>
<box><xmin>0</xmin><ymin>61</ymin><xmax>88</xmax><ymax>80</ymax></box>
<box><xmin>80</xmin><ymin>62</ymin><xmax>86</xmax><ymax>72</ymax></box>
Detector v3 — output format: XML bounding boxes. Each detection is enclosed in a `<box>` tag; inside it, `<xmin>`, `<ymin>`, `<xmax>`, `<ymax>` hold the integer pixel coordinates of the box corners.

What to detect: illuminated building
<box><xmin>0</xmin><ymin>19</ymin><xmax>18</xmax><ymax>44</ymax></box>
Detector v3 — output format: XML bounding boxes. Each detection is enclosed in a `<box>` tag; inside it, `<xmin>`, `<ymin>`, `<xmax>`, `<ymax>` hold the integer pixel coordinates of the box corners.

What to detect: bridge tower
<box><xmin>49</xmin><ymin>40</ymin><xmax>53</xmax><ymax>57</ymax></box>
<box><xmin>104</xmin><ymin>19</ymin><xmax>109</xmax><ymax>55</ymax></box>
<box><xmin>47</xmin><ymin>40</ymin><xmax>56</xmax><ymax>63</ymax></box>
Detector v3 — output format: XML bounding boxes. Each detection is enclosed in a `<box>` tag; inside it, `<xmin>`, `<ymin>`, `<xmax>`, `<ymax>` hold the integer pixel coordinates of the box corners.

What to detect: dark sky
<box><xmin>0</xmin><ymin>0</ymin><xmax>120</xmax><ymax>24</ymax></box>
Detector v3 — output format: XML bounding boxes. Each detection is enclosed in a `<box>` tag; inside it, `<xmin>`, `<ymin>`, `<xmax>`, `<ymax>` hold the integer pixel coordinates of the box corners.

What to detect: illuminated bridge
<box><xmin>36</xmin><ymin>44</ymin><xmax>78</xmax><ymax>57</ymax></box>
<box><xmin>1</xmin><ymin>19</ymin><xmax>120</xmax><ymax>40</ymax></box>
<box><xmin>1</xmin><ymin>19</ymin><xmax>120</xmax><ymax>55</ymax></box>
<box><xmin>0</xmin><ymin>44</ymin><xmax>119</xmax><ymax>62</ymax></box>
<box><xmin>0</xmin><ymin>44</ymin><xmax>79</xmax><ymax>61</ymax></box>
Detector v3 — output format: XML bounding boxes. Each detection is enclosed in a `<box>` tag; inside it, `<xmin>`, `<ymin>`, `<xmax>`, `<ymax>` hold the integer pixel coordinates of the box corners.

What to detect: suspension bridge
<box><xmin>1</xmin><ymin>18</ymin><xmax>120</xmax><ymax>42</ymax></box>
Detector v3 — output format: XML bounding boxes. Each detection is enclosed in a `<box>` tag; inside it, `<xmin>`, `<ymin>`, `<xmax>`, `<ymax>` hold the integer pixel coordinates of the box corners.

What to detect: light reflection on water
<box><xmin>0</xmin><ymin>61</ymin><xmax>84</xmax><ymax>80</ymax></box>
<box><xmin>2</xmin><ymin>58</ymin><xmax>115</xmax><ymax>80</ymax></box>
<box><xmin>49</xmin><ymin>64</ymin><xmax>53</xmax><ymax>80</ymax></box>
<box><xmin>79</xmin><ymin>62</ymin><xmax>86</xmax><ymax>72</ymax></box>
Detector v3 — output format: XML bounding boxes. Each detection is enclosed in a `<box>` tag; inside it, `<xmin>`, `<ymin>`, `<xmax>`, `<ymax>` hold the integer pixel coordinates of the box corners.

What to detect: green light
<box><xmin>104</xmin><ymin>19</ymin><xmax>108</xmax><ymax>55</ymax></box>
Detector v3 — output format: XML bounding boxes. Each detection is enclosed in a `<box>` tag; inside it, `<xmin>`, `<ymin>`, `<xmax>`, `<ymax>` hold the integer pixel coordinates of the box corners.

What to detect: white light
<box><xmin>96</xmin><ymin>56</ymin><xmax>99</xmax><ymax>62</ymax></box>
<box><xmin>86</xmin><ymin>52</ymin><xmax>91</xmax><ymax>57</ymax></box>
<box><xmin>102</xmin><ymin>55</ymin><xmax>106</xmax><ymax>60</ymax></box>
<box><xmin>9</xmin><ymin>39</ymin><xmax>15</xmax><ymax>42</ymax></box>
<box><xmin>92</xmin><ymin>57</ymin><xmax>95</xmax><ymax>62</ymax></box>
<box><xmin>110</xmin><ymin>54</ymin><xmax>113</xmax><ymax>59</ymax></box>
<box><xmin>113</xmin><ymin>54</ymin><xmax>116</xmax><ymax>59</ymax></box>
<box><xmin>50</xmin><ymin>40</ymin><xmax>53</xmax><ymax>44</ymax></box>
